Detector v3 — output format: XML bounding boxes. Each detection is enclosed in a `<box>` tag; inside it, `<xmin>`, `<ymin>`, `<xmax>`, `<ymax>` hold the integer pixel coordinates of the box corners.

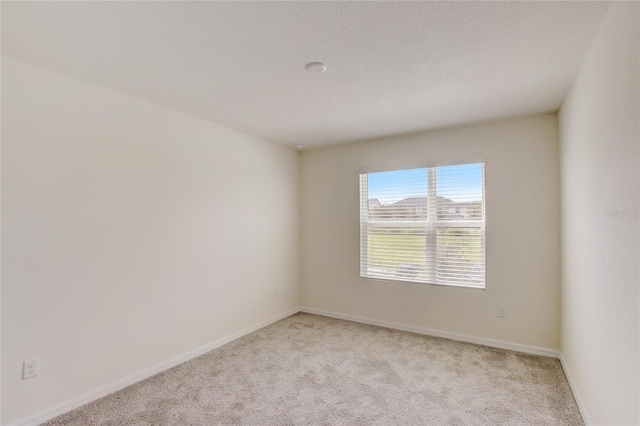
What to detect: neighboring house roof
<box><xmin>390</xmin><ymin>196</ymin><xmax>454</xmax><ymax>208</ymax></box>
<box><xmin>391</xmin><ymin>197</ymin><xmax>429</xmax><ymax>208</ymax></box>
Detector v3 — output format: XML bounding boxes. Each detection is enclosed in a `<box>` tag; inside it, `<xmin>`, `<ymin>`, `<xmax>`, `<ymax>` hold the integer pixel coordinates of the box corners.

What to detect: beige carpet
<box><xmin>44</xmin><ymin>313</ymin><xmax>583</xmax><ymax>425</ymax></box>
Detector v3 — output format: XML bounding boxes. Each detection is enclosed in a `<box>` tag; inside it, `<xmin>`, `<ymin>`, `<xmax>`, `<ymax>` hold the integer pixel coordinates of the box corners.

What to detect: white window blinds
<box><xmin>359</xmin><ymin>163</ymin><xmax>485</xmax><ymax>288</ymax></box>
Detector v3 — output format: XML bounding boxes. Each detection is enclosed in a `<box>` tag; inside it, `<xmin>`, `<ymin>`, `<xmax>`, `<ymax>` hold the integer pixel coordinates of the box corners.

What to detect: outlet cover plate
<box><xmin>497</xmin><ymin>306</ymin><xmax>507</xmax><ymax>318</ymax></box>
<box><xmin>23</xmin><ymin>358</ymin><xmax>39</xmax><ymax>379</ymax></box>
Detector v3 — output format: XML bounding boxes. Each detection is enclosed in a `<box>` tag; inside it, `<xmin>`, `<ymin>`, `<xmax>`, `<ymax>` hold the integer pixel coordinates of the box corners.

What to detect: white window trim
<box><xmin>359</xmin><ymin>164</ymin><xmax>486</xmax><ymax>289</ymax></box>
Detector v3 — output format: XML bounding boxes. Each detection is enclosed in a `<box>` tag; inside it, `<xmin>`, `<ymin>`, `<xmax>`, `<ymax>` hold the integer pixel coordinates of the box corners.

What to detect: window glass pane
<box><xmin>436</xmin><ymin>163</ymin><xmax>484</xmax><ymax>221</ymax></box>
<box><xmin>367</xmin><ymin>168</ymin><xmax>428</xmax><ymax>220</ymax></box>
<box><xmin>436</xmin><ymin>226</ymin><xmax>484</xmax><ymax>285</ymax></box>
<box><xmin>366</xmin><ymin>226</ymin><xmax>428</xmax><ymax>282</ymax></box>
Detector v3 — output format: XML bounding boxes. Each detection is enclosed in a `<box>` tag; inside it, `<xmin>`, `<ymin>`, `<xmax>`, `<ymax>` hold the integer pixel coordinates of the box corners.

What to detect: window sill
<box><xmin>360</xmin><ymin>274</ymin><xmax>485</xmax><ymax>290</ymax></box>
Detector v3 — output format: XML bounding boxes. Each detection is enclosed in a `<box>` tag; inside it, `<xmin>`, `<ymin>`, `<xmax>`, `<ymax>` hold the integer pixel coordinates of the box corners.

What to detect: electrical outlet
<box><xmin>497</xmin><ymin>306</ymin><xmax>507</xmax><ymax>318</ymax></box>
<box><xmin>23</xmin><ymin>358</ymin><xmax>39</xmax><ymax>380</ymax></box>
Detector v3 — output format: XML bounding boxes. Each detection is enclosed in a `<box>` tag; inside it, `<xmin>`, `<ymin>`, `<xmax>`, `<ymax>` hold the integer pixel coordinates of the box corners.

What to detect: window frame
<box><xmin>359</xmin><ymin>163</ymin><xmax>486</xmax><ymax>289</ymax></box>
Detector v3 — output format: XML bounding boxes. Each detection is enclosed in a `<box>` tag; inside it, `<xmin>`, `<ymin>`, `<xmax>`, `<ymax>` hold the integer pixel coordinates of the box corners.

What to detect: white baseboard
<box><xmin>559</xmin><ymin>354</ymin><xmax>591</xmax><ymax>426</ymax></box>
<box><xmin>300</xmin><ymin>306</ymin><xmax>560</xmax><ymax>358</ymax></box>
<box><xmin>10</xmin><ymin>308</ymin><xmax>300</xmax><ymax>426</ymax></box>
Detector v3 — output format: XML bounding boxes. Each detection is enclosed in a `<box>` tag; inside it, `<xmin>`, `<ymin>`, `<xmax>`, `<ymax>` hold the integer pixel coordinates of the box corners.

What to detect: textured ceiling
<box><xmin>2</xmin><ymin>1</ymin><xmax>609</xmax><ymax>148</ymax></box>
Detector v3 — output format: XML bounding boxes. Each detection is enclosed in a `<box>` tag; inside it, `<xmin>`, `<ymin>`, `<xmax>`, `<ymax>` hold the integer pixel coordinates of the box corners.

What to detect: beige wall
<box><xmin>301</xmin><ymin>114</ymin><xmax>561</xmax><ymax>350</ymax></box>
<box><xmin>559</xmin><ymin>2</ymin><xmax>639</xmax><ymax>425</ymax></box>
<box><xmin>1</xmin><ymin>57</ymin><xmax>300</xmax><ymax>424</ymax></box>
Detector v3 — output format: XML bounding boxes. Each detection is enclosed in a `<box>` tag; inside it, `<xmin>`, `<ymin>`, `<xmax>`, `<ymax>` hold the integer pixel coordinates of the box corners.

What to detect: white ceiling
<box><xmin>2</xmin><ymin>1</ymin><xmax>609</xmax><ymax>148</ymax></box>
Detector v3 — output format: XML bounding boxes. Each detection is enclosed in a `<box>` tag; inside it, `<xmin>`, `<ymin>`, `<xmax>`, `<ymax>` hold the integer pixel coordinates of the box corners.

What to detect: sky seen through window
<box><xmin>367</xmin><ymin>163</ymin><xmax>484</xmax><ymax>204</ymax></box>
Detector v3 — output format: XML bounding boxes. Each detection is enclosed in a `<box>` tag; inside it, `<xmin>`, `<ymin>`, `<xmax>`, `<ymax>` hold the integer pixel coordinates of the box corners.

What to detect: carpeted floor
<box><xmin>44</xmin><ymin>313</ymin><xmax>583</xmax><ymax>425</ymax></box>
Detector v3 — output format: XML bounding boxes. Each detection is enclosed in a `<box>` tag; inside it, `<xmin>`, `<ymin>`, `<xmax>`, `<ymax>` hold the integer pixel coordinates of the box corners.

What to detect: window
<box><xmin>359</xmin><ymin>163</ymin><xmax>485</xmax><ymax>288</ymax></box>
